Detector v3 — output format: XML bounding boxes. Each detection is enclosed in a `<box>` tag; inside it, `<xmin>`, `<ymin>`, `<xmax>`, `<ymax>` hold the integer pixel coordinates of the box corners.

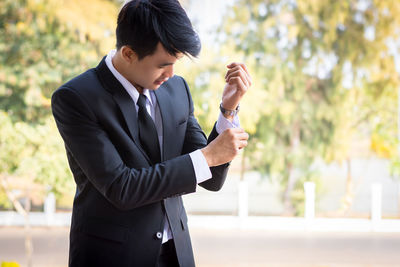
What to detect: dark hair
<box><xmin>116</xmin><ymin>0</ymin><xmax>201</xmax><ymax>59</ymax></box>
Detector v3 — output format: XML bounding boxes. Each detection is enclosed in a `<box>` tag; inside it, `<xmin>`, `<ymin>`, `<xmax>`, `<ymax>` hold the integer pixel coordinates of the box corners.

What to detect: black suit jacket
<box><xmin>51</xmin><ymin>58</ymin><xmax>230</xmax><ymax>267</ymax></box>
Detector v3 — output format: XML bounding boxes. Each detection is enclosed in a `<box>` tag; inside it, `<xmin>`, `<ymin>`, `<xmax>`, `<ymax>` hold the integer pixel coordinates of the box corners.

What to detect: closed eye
<box><xmin>159</xmin><ymin>62</ymin><xmax>174</xmax><ymax>68</ymax></box>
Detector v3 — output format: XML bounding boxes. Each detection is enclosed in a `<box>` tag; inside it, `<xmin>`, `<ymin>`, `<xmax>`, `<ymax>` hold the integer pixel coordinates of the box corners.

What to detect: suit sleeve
<box><xmin>52</xmin><ymin>87</ymin><xmax>197</xmax><ymax>211</ymax></box>
<box><xmin>180</xmin><ymin>78</ymin><xmax>230</xmax><ymax>192</ymax></box>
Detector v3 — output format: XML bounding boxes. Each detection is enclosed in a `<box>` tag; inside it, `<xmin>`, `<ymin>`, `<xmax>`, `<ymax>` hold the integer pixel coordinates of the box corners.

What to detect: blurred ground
<box><xmin>0</xmin><ymin>224</ymin><xmax>400</xmax><ymax>267</ymax></box>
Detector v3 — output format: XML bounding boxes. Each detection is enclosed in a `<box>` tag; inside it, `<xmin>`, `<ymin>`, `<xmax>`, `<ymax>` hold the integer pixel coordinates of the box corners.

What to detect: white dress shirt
<box><xmin>105</xmin><ymin>50</ymin><xmax>239</xmax><ymax>243</ymax></box>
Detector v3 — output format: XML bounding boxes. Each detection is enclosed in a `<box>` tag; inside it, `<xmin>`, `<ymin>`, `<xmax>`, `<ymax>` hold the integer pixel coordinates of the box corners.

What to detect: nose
<box><xmin>165</xmin><ymin>65</ymin><xmax>174</xmax><ymax>78</ymax></box>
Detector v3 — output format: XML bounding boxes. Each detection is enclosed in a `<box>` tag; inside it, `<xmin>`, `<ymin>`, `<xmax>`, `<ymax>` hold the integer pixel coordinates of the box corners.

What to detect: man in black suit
<box><xmin>52</xmin><ymin>0</ymin><xmax>251</xmax><ymax>266</ymax></box>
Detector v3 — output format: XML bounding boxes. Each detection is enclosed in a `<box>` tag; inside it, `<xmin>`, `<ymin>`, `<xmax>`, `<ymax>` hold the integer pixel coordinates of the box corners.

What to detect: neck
<box><xmin>111</xmin><ymin>52</ymin><xmax>144</xmax><ymax>94</ymax></box>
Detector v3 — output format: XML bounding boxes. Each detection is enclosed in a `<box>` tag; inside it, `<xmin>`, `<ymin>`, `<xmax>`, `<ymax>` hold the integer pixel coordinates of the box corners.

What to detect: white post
<box><xmin>371</xmin><ymin>183</ymin><xmax>382</xmax><ymax>224</ymax></box>
<box><xmin>398</xmin><ymin>183</ymin><xmax>400</xmax><ymax>216</ymax></box>
<box><xmin>397</xmin><ymin>85</ymin><xmax>400</xmax><ymax>151</ymax></box>
<box><xmin>396</xmin><ymin>58</ymin><xmax>400</xmax><ymax>218</ymax></box>
<box><xmin>238</xmin><ymin>180</ymin><xmax>248</xmax><ymax>219</ymax></box>
<box><xmin>304</xmin><ymin>182</ymin><xmax>315</xmax><ymax>220</ymax></box>
<box><xmin>44</xmin><ymin>192</ymin><xmax>56</xmax><ymax>225</ymax></box>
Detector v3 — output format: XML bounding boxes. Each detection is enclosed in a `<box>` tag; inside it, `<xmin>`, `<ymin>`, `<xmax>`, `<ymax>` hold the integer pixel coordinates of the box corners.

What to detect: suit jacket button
<box><xmin>155</xmin><ymin>232</ymin><xmax>163</xmax><ymax>240</ymax></box>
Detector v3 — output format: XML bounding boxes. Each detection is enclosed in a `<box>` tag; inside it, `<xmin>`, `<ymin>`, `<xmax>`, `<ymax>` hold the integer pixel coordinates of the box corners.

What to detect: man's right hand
<box><xmin>201</xmin><ymin>128</ymin><xmax>249</xmax><ymax>167</ymax></box>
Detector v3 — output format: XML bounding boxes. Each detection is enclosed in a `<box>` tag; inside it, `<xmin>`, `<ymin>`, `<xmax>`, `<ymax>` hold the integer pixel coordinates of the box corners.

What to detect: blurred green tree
<box><xmin>220</xmin><ymin>0</ymin><xmax>400</xmax><ymax>214</ymax></box>
<box><xmin>0</xmin><ymin>0</ymin><xmax>117</xmax><ymax>123</ymax></box>
<box><xmin>0</xmin><ymin>0</ymin><xmax>119</xmax><ymax>204</ymax></box>
<box><xmin>0</xmin><ymin>0</ymin><xmax>119</xmax><ymax>265</ymax></box>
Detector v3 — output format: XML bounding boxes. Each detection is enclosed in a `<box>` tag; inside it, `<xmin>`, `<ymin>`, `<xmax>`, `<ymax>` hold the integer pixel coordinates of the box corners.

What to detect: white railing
<box><xmin>1</xmin><ymin>182</ymin><xmax>400</xmax><ymax>232</ymax></box>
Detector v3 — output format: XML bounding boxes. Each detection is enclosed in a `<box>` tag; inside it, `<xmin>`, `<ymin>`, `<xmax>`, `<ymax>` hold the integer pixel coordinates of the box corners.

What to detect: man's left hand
<box><xmin>221</xmin><ymin>62</ymin><xmax>252</xmax><ymax>113</ymax></box>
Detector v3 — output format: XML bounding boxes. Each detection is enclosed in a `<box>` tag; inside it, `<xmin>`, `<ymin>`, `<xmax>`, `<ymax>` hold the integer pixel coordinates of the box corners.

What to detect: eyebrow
<box><xmin>159</xmin><ymin>62</ymin><xmax>174</xmax><ymax>67</ymax></box>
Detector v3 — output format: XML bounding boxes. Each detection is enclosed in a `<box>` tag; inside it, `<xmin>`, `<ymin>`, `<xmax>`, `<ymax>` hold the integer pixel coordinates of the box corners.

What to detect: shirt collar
<box><xmin>105</xmin><ymin>49</ymin><xmax>153</xmax><ymax>106</ymax></box>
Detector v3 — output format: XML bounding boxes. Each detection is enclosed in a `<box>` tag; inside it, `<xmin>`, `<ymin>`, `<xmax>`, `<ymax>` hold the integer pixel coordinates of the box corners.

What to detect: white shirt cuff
<box><xmin>216</xmin><ymin>112</ymin><xmax>240</xmax><ymax>134</ymax></box>
<box><xmin>189</xmin><ymin>149</ymin><xmax>212</xmax><ymax>184</ymax></box>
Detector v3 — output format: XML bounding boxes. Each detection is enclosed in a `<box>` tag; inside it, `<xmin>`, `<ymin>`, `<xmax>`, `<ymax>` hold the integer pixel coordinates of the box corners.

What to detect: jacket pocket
<box><xmin>80</xmin><ymin>219</ymin><xmax>130</xmax><ymax>243</ymax></box>
<box><xmin>177</xmin><ymin>118</ymin><xmax>187</xmax><ymax>127</ymax></box>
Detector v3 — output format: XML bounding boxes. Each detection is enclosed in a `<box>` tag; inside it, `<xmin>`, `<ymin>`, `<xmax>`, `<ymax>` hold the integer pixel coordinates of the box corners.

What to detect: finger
<box><xmin>237</xmin><ymin>64</ymin><xmax>252</xmax><ymax>85</ymax></box>
<box><xmin>239</xmin><ymin>63</ymin><xmax>251</xmax><ymax>78</ymax></box>
<box><xmin>232</xmin><ymin>130</ymin><xmax>249</xmax><ymax>142</ymax></box>
<box><xmin>226</xmin><ymin>73</ymin><xmax>250</xmax><ymax>87</ymax></box>
<box><xmin>226</xmin><ymin>70</ymin><xmax>250</xmax><ymax>88</ymax></box>
<box><xmin>225</xmin><ymin>65</ymin><xmax>240</xmax><ymax>79</ymax></box>
<box><xmin>227</xmin><ymin>62</ymin><xmax>240</xmax><ymax>68</ymax></box>
<box><xmin>234</xmin><ymin>133</ymin><xmax>249</xmax><ymax>143</ymax></box>
<box><xmin>236</xmin><ymin>132</ymin><xmax>249</xmax><ymax>140</ymax></box>
<box><xmin>225</xmin><ymin>128</ymin><xmax>244</xmax><ymax>136</ymax></box>
<box><xmin>228</xmin><ymin>76</ymin><xmax>248</xmax><ymax>95</ymax></box>
<box><xmin>239</xmin><ymin>65</ymin><xmax>252</xmax><ymax>86</ymax></box>
<box><xmin>225</xmin><ymin>66</ymin><xmax>252</xmax><ymax>87</ymax></box>
<box><xmin>227</xmin><ymin>62</ymin><xmax>246</xmax><ymax>70</ymax></box>
<box><xmin>227</xmin><ymin>63</ymin><xmax>251</xmax><ymax>81</ymax></box>
<box><xmin>225</xmin><ymin>129</ymin><xmax>241</xmax><ymax>137</ymax></box>
<box><xmin>237</xmin><ymin>139</ymin><xmax>248</xmax><ymax>149</ymax></box>
<box><xmin>225</xmin><ymin>65</ymin><xmax>245</xmax><ymax>79</ymax></box>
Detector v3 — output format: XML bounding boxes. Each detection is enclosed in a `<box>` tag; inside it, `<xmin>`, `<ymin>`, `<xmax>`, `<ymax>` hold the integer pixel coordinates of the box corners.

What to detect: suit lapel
<box><xmin>154</xmin><ymin>84</ymin><xmax>176</xmax><ymax>162</ymax></box>
<box><xmin>95</xmin><ymin>58</ymin><xmax>151</xmax><ymax>163</ymax></box>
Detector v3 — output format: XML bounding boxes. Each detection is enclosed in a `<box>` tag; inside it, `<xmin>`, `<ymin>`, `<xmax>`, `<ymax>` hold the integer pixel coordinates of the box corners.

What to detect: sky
<box><xmin>185</xmin><ymin>0</ymin><xmax>235</xmax><ymax>45</ymax></box>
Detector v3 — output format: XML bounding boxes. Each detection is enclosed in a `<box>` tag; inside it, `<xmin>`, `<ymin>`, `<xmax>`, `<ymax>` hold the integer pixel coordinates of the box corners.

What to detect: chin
<box><xmin>147</xmin><ymin>85</ymin><xmax>158</xmax><ymax>90</ymax></box>
<box><xmin>151</xmin><ymin>83</ymin><xmax>162</xmax><ymax>90</ymax></box>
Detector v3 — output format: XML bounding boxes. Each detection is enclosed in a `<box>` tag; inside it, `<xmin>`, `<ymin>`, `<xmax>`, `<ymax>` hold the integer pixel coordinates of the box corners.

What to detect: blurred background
<box><xmin>1</xmin><ymin>0</ymin><xmax>400</xmax><ymax>266</ymax></box>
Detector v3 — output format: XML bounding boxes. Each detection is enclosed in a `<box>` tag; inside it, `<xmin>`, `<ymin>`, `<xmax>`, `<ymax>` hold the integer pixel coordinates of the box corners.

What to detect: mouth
<box><xmin>154</xmin><ymin>78</ymin><xmax>168</xmax><ymax>86</ymax></box>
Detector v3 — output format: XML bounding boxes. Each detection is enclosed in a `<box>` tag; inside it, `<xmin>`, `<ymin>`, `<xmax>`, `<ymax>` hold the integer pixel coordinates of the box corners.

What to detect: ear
<box><xmin>120</xmin><ymin>46</ymin><xmax>138</xmax><ymax>63</ymax></box>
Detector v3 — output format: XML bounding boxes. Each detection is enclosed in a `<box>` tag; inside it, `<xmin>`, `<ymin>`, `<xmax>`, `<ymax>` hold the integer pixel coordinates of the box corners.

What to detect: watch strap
<box><xmin>219</xmin><ymin>103</ymin><xmax>240</xmax><ymax>116</ymax></box>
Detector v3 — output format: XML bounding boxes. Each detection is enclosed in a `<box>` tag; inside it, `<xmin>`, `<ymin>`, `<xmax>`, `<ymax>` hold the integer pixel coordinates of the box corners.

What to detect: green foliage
<box><xmin>0</xmin><ymin>0</ymin><xmax>103</xmax><ymax>122</ymax></box>
<box><xmin>0</xmin><ymin>112</ymin><xmax>28</xmax><ymax>175</ymax></box>
<box><xmin>219</xmin><ymin>0</ymin><xmax>400</xmax><ymax>213</ymax></box>
<box><xmin>0</xmin><ymin>0</ymin><xmax>118</xmax><ymax>208</ymax></box>
<box><xmin>175</xmin><ymin>45</ymin><xmax>268</xmax><ymax>136</ymax></box>
<box><xmin>0</xmin><ymin>112</ymin><xmax>74</xmax><ymax>204</ymax></box>
<box><xmin>14</xmin><ymin>117</ymin><xmax>75</xmax><ymax>198</ymax></box>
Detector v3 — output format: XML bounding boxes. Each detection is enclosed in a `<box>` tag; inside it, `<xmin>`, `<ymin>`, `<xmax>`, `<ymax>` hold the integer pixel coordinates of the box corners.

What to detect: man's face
<box><xmin>126</xmin><ymin>43</ymin><xmax>182</xmax><ymax>91</ymax></box>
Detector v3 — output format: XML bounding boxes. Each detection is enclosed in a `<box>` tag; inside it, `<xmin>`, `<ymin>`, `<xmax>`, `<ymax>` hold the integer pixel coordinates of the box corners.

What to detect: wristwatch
<box><xmin>219</xmin><ymin>103</ymin><xmax>240</xmax><ymax>116</ymax></box>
